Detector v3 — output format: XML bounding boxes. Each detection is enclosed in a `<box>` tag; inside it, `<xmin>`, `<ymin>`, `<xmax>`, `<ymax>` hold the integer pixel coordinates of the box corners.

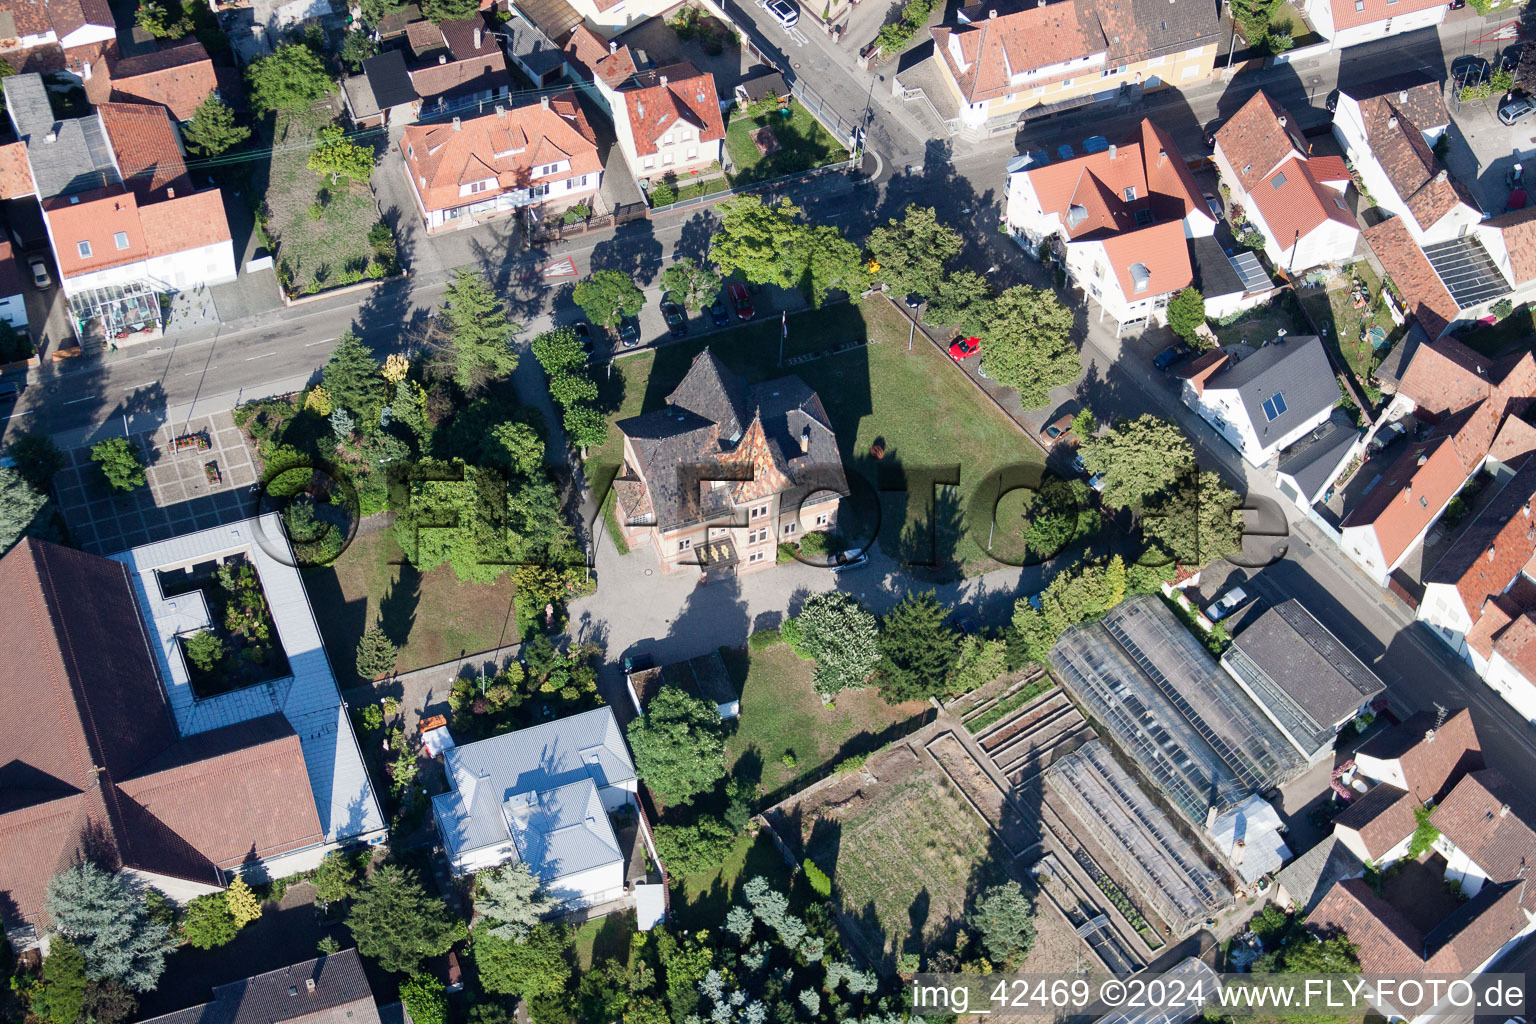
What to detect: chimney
<box><xmin>1277</xmin><ymin>115</ymin><xmax>1287</xmax><ymax>127</ymax></box>
<box><xmin>1488</xmin><ymin>545</ymin><xmax>1497</xmax><ymax>562</ymax></box>
<box><xmin>988</xmin><ymin>6</ymin><xmax>997</xmax><ymax>15</ymax></box>
<box><xmin>1388</xmin><ymin>115</ymin><xmax>1398</xmax><ymax>128</ymax></box>
<box><xmin>167</xmin><ymin>186</ymin><xmax>175</xmax><ymax>198</ymax></box>
<box><xmin>1436</xmin><ymin>169</ymin><xmax>1447</xmax><ymax>182</ymax></box>
<box><xmin>660</xmin><ymin>73</ymin><xmax>668</xmax><ymax>86</ymax></box>
<box><xmin>799</xmin><ymin>425</ymin><xmax>811</xmax><ymax>453</ymax></box>
<box><xmin>305</xmin><ymin>980</ymin><xmax>316</xmax><ymax>993</ymax></box>
<box><xmin>1425</xmin><ymin>728</ymin><xmax>1437</xmax><ymax>743</ymax></box>
<box><xmin>1157</xmin><ymin>148</ymin><xmax>1166</xmax><ymax>166</ymax></box>
<box><xmin>452</xmin><ymin>116</ymin><xmax>461</xmax><ymax>130</ymax></box>
<box><xmin>1108</xmin><ymin>143</ymin><xmax>1117</xmax><ymax>159</ymax></box>
<box><xmin>496</xmin><ymin>105</ymin><xmax>506</xmax><ymax>117</ymax></box>
<box><xmin>609</xmin><ymin>40</ymin><xmax>618</xmax><ymax>52</ymax></box>
<box><xmin>474</xmin><ymin>25</ymin><xmax>482</xmax><ymax>47</ymax></box>
<box><xmin>438</xmin><ymin>53</ymin><xmax>447</xmax><ymax>63</ymax></box>
<box><xmin>1399</xmin><ymin>90</ymin><xmax>1408</xmax><ymax>102</ymax></box>
<box><xmin>541</xmin><ymin>94</ymin><xmax>549</xmax><ymax>109</ymax></box>
<box><xmin>1501</xmin><ymin>803</ymin><xmax>1511</xmax><ymax>817</ymax></box>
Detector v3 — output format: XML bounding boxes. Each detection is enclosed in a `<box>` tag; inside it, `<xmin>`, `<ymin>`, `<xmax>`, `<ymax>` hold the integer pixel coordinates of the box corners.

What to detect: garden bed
<box><xmin>159</xmin><ymin>555</ymin><xmax>291</xmax><ymax>697</ymax></box>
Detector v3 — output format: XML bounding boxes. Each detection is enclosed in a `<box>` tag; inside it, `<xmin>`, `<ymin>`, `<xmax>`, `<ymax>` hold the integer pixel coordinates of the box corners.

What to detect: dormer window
<box><xmin>1242</xmin><ymin>163</ymin><xmax>1252</xmax><ymax>175</ymax></box>
<box><xmin>77</xmin><ymin>240</ymin><xmax>92</xmax><ymax>258</ymax></box>
<box><xmin>1066</xmin><ymin>204</ymin><xmax>1087</xmax><ymax>229</ymax></box>
<box><xmin>1129</xmin><ymin>262</ymin><xmax>1150</xmax><ymax>293</ymax></box>
<box><xmin>1123</xmin><ymin>186</ymin><xmax>1136</xmax><ymax>201</ymax></box>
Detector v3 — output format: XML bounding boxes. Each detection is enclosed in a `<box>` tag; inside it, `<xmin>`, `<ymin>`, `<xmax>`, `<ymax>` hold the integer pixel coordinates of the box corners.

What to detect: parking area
<box><xmin>54</xmin><ymin>410</ymin><xmax>260</xmax><ymax>554</ymax></box>
<box><xmin>1442</xmin><ymin>81</ymin><xmax>1536</xmax><ymax>213</ymax></box>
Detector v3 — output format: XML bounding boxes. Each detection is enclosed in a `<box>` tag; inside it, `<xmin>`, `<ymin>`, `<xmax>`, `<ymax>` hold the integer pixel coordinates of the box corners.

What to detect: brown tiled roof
<box><xmin>1332</xmin><ymin>783</ymin><xmax>1417</xmax><ymax>859</ymax></box>
<box><xmin>1442</xmin><ymin>398</ymin><xmax>1503</xmax><ymax>473</ymax></box>
<box><xmin>1431</xmin><ymin>770</ymin><xmax>1536</xmax><ymax>908</ymax></box>
<box><xmin>1488</xmin><ymin>414</ymin><xmax>1536</xmax><ymax>468</ymax></box>
<box><xmin>97</xmin><ymin>101</ymin><xmax>192</xmax><ymax>202</ymax></box>
<box><xmin>562</xmin><ymin>24</ymin><xmax>615</xmax><ymax>82</ymax></box>
<box><xmin>1426</xmin><ymin>459</ymin><xmax>1536</xmax><ymax>623</ymax></box>
<box><xmin>1397</xmin><ymin>335</ymin><xmax>1493</xmax><ymax>417</ymax></box>
<box><xmin>0</xmin><ymin>0</ymin><xmax>113</xmax><ymax>40</ymax></box>
<box><xmin>141</xmin><ymin>188</ymin><xmax>231</xmax><ymax>257</ymax></box>
<box><xmin>117</xmin><ymin>714</ymin><xmax>324</xmax><ymax>872</ymax></box>
<box><xmin>0</xmin><ymin>788</ymin><xmax>117</xmax><ymax>940</ymax></box>
<box><xmin>619</xmin><ymin>63</ymin><xmax>725</xmax><ymax>157</ymax></box>
<box><xmin>1492</xmin><ymin>613</ymin><xmax>1536</xmax><ymax>685</ymax></box>
<box><xmin>1308</xmin><ymin>153</ymin><xmax>1350</xmax><ymax>184</ymax></box>
<box><xmin>930</xmin><ymin>1</ymin><xmax>1102</xmax><ymax>106</ymax></box>
<box><xmin>0</xmin><ymin>141</ymin><xmax>35</xmax><ymax>198</ymax></box>
<box><xmin>1356</xmin><ymin>94</ymin><xmax>1477</xmax><ymax>233</ymax></box>
<box><xmin>1310</xmin><ymin>877</ymin><xmax>1428</xmax><ymax>972</ymax></box>
<box><xmin>106</xmin><ymin>41</ymin><xmax>217</xmax><ymax>121</ymax></box>
<box><xmin>1101</xmin><ymin>220</ymin><xmax>1192</xmax><ymax>300</ymax></box>
<box><xmin>1346</xmin><ymin>78</ymin><xmax>1449</xmax><ymax>130</ymax></box>
<box><xmin>407</xmin><ymin>16</ymin><xmax>508</xmax><ymax>99</ymax></box>
<box><xmin>1174</xmin><ymin>350</ymin><xmax>1230</xmax><ymax>395</ymax></box>
<box><xmin>1340</xmin><ymin>435</ymin><xmax>1470</xmax><ymax>566</ymax></box>
<box><xmin>1483</xmin><ymin>205</ymin><xmax>1536</xmax><ymax>285</ymax></box>
<box><xmin>1466</xmin><ymin>594</ymin><xmax>1518</xmax><ymax>659</ymax></box>
<box><xmin>401</xmin><ymin>89</ymin><xmax>600</xmax><ymax>215</ymax></box>
<box><xmin>1364</xmin><ymin>216</ymin><xmax>1459</xmax><ymax>339</ymax></box>
<box><xmin>1354</xmin><ymin>706</ymin><xmax>1481</xmax><ymax>804</ymax></box>
<box><xmin>1215</xmin><ymin>90</ymin><xmax>1308</xmax><ymax>193</ymax></box>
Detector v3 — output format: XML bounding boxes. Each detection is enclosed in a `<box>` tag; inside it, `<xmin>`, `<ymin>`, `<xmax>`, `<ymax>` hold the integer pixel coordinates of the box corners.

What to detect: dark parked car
<box><xmin>0</xmin><ymin>381</ymin><xmax>22</xmax><ymax>402</ymax></box>
<box><xmin>729</xmin><ymin>282</ymin><xmax>754</xmax><ymax>320</ymax></box>
<box><xmin>623</xmin><ymin>651</ymin><xmax>655</xmax><ymax>674</ymax></box>
<box><xmin>573</xmin><ymin>320</ymin><xmax>595</xmax><ymax>356</ymax></box>
<box><xmin>618</xmin><ymin>318</ymin><xmax>641</xmax><ymax>348</ymax></box>
<box><xmin>1153</xmin><ymin>342</ymin><xmax>1192</xmax><ymax>370</ymax></box>
<box><xmin>709</xmin><ymin>298</ymin><xmax>730</xmax><ymax>327</ymax></box>
<box><xmin>662</xmin><ymin>301</ymin><xmax>687</xmax><ymax>337</ymax></box>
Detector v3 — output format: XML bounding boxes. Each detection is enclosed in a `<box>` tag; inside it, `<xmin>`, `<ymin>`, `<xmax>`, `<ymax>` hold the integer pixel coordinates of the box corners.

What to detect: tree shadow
<box><xmin>377</xmin><ymin>564</ymin><xmax>422</xmax><ymax>652</ymax></box>
<box><xmin>590</xmin><ymin>218</ymin><xmax>664</xmax><ymax>286</ymax></box>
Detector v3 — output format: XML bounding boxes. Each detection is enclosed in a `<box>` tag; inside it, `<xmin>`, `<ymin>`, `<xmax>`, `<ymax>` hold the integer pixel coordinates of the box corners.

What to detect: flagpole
<box><xmin>778</xmin><ymin>310</ymin><xmax>786</xmax><ymax>367</ymax></box>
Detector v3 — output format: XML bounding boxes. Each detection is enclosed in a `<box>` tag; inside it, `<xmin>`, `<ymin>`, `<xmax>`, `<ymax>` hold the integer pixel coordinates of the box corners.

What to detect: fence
<box><xmin>649</xmin><ymin>156</ymin><xmax>861</xmax><ymax>214</ymax></box>
<box><xmin>787</xmin><ymin>77</ymin><xmax>864</xmax><ymax>149</ymax></box>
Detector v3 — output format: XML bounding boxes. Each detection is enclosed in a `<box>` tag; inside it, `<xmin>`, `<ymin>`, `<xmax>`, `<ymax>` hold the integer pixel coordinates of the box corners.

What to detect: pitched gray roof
<box><xmin>1191</xmin><ymin>235</ymin><xmax>1246</xmax><ymax>299</ymax></box>
<box><xmin>1277</xmin><ymin>408</ymin><xmax>1359</xmax><ymax>502</ymax></box>
<box><xmin>1373</xmin><ymin>322</ymin><xmax>1429</xmax><ymax>391</ymax></box>
<box><xmin>3</xmin><ymin>74</ymin><xmax>120</xmax><ymax>199</ymax></box>
<box><xmin>1206</xmin><ymin>335</ymin><xmax>1336</xmax><ymax>449</ymax></box>
<box><xmin>1275</xmin><ymin>834</ymin><xmax>1365</xmax><ymax>915</ymax></box>
<box><xmin>1222</xmin><ymin>599</ymin><xmax>1385</xmax><ymax>753</ymax></box>
<box><xmin>363</xmin><ymin>49</ymin><xmax>420</xmax><ymax>108</ymax></box>
<box><xmin>507</xmin><ymin>779</ymin><xmax>623</xmax><ymax>881</ymax></box>
<box><xmin>504</xmin><ymin>14</ymin><xmax>566</xmax><ymax>77</ymax></box>
<box><xmin>138</xmin><ymin>948</ymin><xmax>380</xmax><ymax>1024</ymax></box>
<box><xmin>669</xmin><ymin>348</ymin><xmax>750</xmax><ymax>443</ymax></box>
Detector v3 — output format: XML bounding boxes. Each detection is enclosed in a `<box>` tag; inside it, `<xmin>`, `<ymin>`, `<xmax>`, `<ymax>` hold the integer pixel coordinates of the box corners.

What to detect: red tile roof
<box><xmin>1100</xmin><ymin>220</ymin><xmax>1192</xmax><ymax>300</ymax></box>
<box><xmin>0</xmin><ymin>141</ymin><xmax>34</xmax><ymax>199</ymax></box>
<box><xmin>401</xmin><ymin>89</ymin><xmax>600</xmax><ymax>214</ymax></box>
<box><xmin>0</xmin><ymin>790</ymin><xmax>116</xmax><ymax>940</ymax></box>
<box><xmin>1340</xmin><ymin>435</ymin><xmax>1470</xmax><ymax>565</ymax></box>
<box><xmin>1355</xmin><ymin>706</ymin><xmax>1482</xmax><ymax>804</ymax></box>
<box><xmin>1330</xmin><ymin>0</ymin><xmax>1446</xmax><ymax>31</ymax></box>
<box><xmin>619</xmin><ymin>63</ymin><xmax>725</xmax><ymax>158</ymax></box>
<box><xmin>1431</xmin><ymin>770</ymin><xmax>1536</xmax><ymax>909</ymax></box>
<box><xmin>1215</xmin><ymin>90</ymin><xmax>1309</xmax><ymax>192</ymax></box>
<box><xmin>1492</xmin><ymin>612</ymin><xmax>1536</xmax><ymax>685</ymax></box>
<box><xmin>1489</xmin><ymin>414</ymin><xmax>1536</xmax><ymax>468</ymax></box>
<box><xmin>1023</xmin><ymin>122</ymin><xmax>1206</xmax><ymax>236</ymax></box>
<box><xmin>1364</xmin><ymin>216</ymin><xmax>1459</xmax><ymax>339</ymax></box>
<box><xmin>1308</xmin><ymin>154</ymin><xmax>1350</xmax><ymax>185</ymax></box>
<box><xmin>1250</xmin><ymin>154</ymin><xmax>1357</xmax><ymax>251</ymax></box>
<box><xmin>930</xmin><ymin>1</ymin><xmax>1103</xmax><ymax>105</ymax></box>
<box><xmin>1356</xmin><ymin>94</ymin><xmax>1477</xmax><ymax>233</ymax></box>
<box><xmin>97</xmin><ymin>101</ymin><xmax>191</xmax><ymax>202</ymax></box>
<box><xmin>45</xmin><ymin>185</ymin><xmax>230</xmax><ymax>279</ymax></box>
<box><xmin>105</xmin><ymin>41</ymin><xmax>217</xmax><ymax>121</ymax></box>
<box><xmin>1466</xmin><ymin>595</ymin><xmax>1518</xmax><ymax>659</ymax></box>
<box><xmin>1483</xmin><ymin>205</ymin><xmax>1536</xmax><ymax>285</ymax></box>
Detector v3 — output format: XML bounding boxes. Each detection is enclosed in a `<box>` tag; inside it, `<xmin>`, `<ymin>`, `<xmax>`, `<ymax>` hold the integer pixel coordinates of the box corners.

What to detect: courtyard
<box><xmin>53</xmin><ymin>411</ymin><xmax>259</xmax><ymax>554</ymax></box>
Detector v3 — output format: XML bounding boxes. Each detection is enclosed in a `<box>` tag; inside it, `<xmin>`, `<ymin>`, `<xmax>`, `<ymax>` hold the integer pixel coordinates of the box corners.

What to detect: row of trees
<box><xmin>531</xmin><ymin>325</ymin><xmax>609</xmax><ymax>457</ymax></box>
<box><xmin>0</xmin><ymin>431</ymin><xmax>63</xmax><ymax>554</ymax></box>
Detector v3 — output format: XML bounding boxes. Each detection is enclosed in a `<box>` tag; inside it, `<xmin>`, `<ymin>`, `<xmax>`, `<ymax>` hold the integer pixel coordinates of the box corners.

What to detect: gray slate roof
<box><xmin>364</xmin><ymin>49</ymin><xmax>420</xmax><ymax>108</ymax></box>
<box><xmin>736</xmin><ymin>69</ymin><xmax>787</xmax><ymax>103</ymax></box>
<box><xmin>503</xmin><ymin>14</ymin><xmax>566</xmax><ymax>77</ymax></box>
<box><xmin>507</xmin><ymin>779</ymin><xmax>623</xmax><ymax>881</ymax></box>
<box><xmin>435</xmin><ymin>706</ymin><xmax>634</xmax><ymax>867</ymax></box>
<box><xmin>1205</xmin><ymin>334</ymin><xmax>1335</xmax><ymax>450</ymax></box>
<box><xmin>1191</xmin><ymin>235</ymin><xmax>1246</xmax><ymax>300</ymax></box>
<box><xmin>138</xmin><ymin>948</ymin><xmax>380</xmax><ymax>1024</ymax></box>
<box><xmin>1373</xmin><ymin>322</ymin><xmax>1429</xmax><ymax>391</ymax></box>
<box><xmin>1277</xmin><ymin>408</ymin><xmax>1359</xmax><ymax>502</ymax></box>
<box><xmin>1275</xmin><ymin>834</ymin><xmax>1365</xmax><ymax>915</ymax></box>
<box><xmin>3</xmin><ymin>74</ymin><xmax>120</xmax><ymax>199</ymax></box>
<box><xmin>1222</xmin><ymin>599</ymin><xmax>1385</xmax><ymax>753</ymax></box>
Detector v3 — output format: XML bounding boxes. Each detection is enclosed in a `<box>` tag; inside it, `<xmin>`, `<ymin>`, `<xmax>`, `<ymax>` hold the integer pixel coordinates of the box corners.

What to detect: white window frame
<box><xmin>750</xmin><ymin>504</ymin><xmax>769</xmax><ymax>519</ymax></box>
<box><xmin>77</xmin><ymin>240</ymin><xmax>92</xmax><ymax>258</ymax></box>
<box><xmin>678</xmin><ymin>538</ymin><xmax>692</xmax><ymax>552</ymax></box>
<box><xmin>748</xmin><ymin>550</ymin><xmax>765</xmax><ymax>563</ymax></box>
<box><xmin>782</xmin><ymin>522</ymin><xmax>798</xmax><ymax>536</ymax></box>
<box><xmin>113</xmin><ymin>231</ymin><xmax>129</xmax><ymax>250</ymax></box>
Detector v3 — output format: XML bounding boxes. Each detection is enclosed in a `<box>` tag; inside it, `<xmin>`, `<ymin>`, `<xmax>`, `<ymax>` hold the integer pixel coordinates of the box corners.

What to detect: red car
<box><xmin>949</xmin><ymin>336</ymin><xmax>981</xmax><ymax>360</ymax></box>
<box><xmin>728</xmin><ymin>282</ymin><xmax>754</xmax><ymax>320</ymax></box>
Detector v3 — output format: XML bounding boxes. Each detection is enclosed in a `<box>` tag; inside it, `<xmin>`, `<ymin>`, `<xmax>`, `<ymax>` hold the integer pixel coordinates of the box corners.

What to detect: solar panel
<box><xmin>1263</xmin><ymin>392</ymin><xmax>1288</xmax><ymax>421</ymax></box>
<box><xmin>1229</xmin><ymin>251</ymin><xmax>1270</xmax><ymax>292</ymax></box>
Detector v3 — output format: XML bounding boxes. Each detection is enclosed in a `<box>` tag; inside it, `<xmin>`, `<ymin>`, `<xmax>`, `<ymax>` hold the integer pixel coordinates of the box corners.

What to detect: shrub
<box><xmin>180</xmin><ymin>893</ymin><xmax>238</xmax><ymax>949</ymax></box>
<box><xmin>1493</xmin><ymin>298</ymin><xmax>1514</xmax><ymax>320</ymax></box>
<box><xmin>652</xmin><ymin>815</ymin><xmax>737</xmax><ymax>874</ymax></box>
<box><xmin>803</xmin><ymin>858</ymin><xmax>832</xmax><ymax>897</ymax></box>
<box><xmin>649</xmin><ymin>177</ymin><xmax>678</xmax><ymax>206</ymax></box>
<box><xmin>399</xmin><ymin>976</ymin><xmax>448</xmax><ymax>1024</ymax></box>
<box><xmin>779</xmin><ymin>617</ymin><xmax>807</xmax><ymax>656</ymax></box>
<box><xmin>184</xmin><ymin>630</ymin><xmax>225</xmax><ymax>672</ymax></box>
<box><xmin>748</xmin><ymin>627</ymin><xmax>781</xmax><ymax>650</ymax></box>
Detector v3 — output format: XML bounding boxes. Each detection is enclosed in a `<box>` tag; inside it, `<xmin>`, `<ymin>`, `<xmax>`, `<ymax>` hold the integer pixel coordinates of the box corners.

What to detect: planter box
<box><xmin>204</xmin><ymin>461</ymin><xmax>222</xmax><ymax>485</ymax></box>
<box><xmin>174</xmin><ymin>434</ymin><xmax>212</xmax><ymax>454</ymax></box>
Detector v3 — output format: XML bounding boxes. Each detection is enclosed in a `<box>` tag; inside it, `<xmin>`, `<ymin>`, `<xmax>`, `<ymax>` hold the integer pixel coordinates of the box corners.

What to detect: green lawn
<box><xmin>668</xmin><ymin>831</ymin><xmax>795</xmax><ymax>933</ymax></box>
<box><xmin>719</xmin><ymin>642</ymin><xmax>927</xmax><ymax>798</ymax></box>
<box><xmin>725</xmin><ymin>102</ymin><xmax>848</xmax><ymax>184</ymax></box>
<box><xmin>1212</xmin><ymin>291</ymin><xmax>1312</xmax><ymax>350</ymax></box>
<box><xmin>1298</xmin><ymin>263</ymin><xmax>1401</xmax><ymax>384</ymax></box>
<box><xmin>573</xmin><ymin>910</ymin><xmax>637</xmax><ymax>969</ymax></box>
<box><xmin>300</xmin><ymin>527</ymin><xmax>518</xmax><ymax>680</ymax></box>
<box><xmin>257</xmin><ymin>103</ymin><xmax>389</xmax><ymax>295</ymax></box>
<box><xmin>592</xmin><ymin>297</ymin><xmax>1043</xmax><ymax>576</ymax></box>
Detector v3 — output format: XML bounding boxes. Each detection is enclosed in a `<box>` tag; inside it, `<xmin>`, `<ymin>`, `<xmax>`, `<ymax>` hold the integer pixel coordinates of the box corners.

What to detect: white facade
<box><xmin>1417</xmin><ymin>580</ymin><xmax>1476</xmax><ymax>657</ymax></box>
<box><xmin>1185</xmin><ymin>381</ymin><xmax>1333</xmax><ymax>466</ymax></box>
<box><xmin>1483</xmin><ymin>651</ymin><xmax>1536</xmax><ymax>723</ymax></box>
<box><xmin>1212</xmin><ymin>145</ymin><xmax>1359</xmax><ymax>271</ymax></box>
<box><xmin>411</xmin><ymin>170</ymin><xmax>600</xmax><ymax>232</ymax></box>
<box><xmin>1305</xmin><ymin>0</ymin><xmax>1446</xmax><ymax>49</ymax></box>
<box><xmin>1333</xmin><ymin>821</ymin><xmax>1412</xmax><ymax>868</ymax></box>
<box><xmin>0</xmin><ymin>290</ymin><xmax>27</xmax><ymax>329</ymax></box>
<box><xmin>1332</xmin><ymin>99</ymin><xmax>1475</xmax><ymax>246</ymax></box>
<box><xmin>58</xmin><ymin>238</ymin><xmax>237</xmax><ymax>297</ymax></box>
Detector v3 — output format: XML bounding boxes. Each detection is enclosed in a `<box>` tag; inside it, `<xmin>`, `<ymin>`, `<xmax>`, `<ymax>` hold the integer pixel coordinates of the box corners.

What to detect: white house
<box><xmin>1304</xmin><ymin>0</ymin><xmax>1447</xmax><ymax>50</ymax></box>
<box><xmin>1003</xmin><ymin>119</ymin><xmax>1215</xmax><ymax>332</ymax></box>
<box><xmin>0</xmin><ymin>240</ymin><xmax>28</xmax><ymax>330</ymax></box>
<box><xmin>433</xmin><ymin>707</ymin><xmax>637</xmax><ymax>907</ymax></box>
<box><xmin>1332</xmin><ymin>79</ymin><xmax>1480</xmax><ymax>247</ymax></box>
<box><xmin>1179</xmin><ymin>334</ymin><xmax>1336</xmax><ymax>466</ymax></box>
<box><xmin>1214</xmin><ymin>91</ymin><xmax>1360</xmax><ymax>273</ymax></box>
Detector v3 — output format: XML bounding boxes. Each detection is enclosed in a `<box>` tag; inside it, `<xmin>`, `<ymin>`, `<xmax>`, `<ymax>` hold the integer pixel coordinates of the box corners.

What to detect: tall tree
<box><xmin>562</xmin><ymin>404</ymin><xmax>608</xmax><ymax>457</ymax></box>
<box><xmin>924</xmin><ymin>269</ymin><xmax>991</xmax><ymax>328</ymax></box>
<box><xmin>90</xmin><ymin>438</ymin><xmax>145</xmax><ymax>491</ymax></box>
<box><xmin>347</xmin><ymin>865</ymin><xmax>466</xmax><ymax>974</ymax></box>
<box><xmin>135</xmin><ymin>0</ymin><xmax>191</xmax><ymax>38</ymax></box>
<box><xmin>1079</xmin><ymin>414</ymin><xmax>1195</xmax><ymax>510</ymax></box>
<box><xmin>874</xmin><ymin>589</ymin><xmax>960</xmax><ymax>703</ymax></box>
<box><xmin>307</xmin><ymin>125</ymin><xmax>375</xmax><ymax>185</ymax></box>
<box><xmin>625</xmin><ymin>686</ymin><xmax>728</xmax><ymax>805</ymax></box>
<box><xmin>437</xmin><ymin>270</ymin><xmax>519</xmax><ymax>393</ymax></box>
<box><xmin>31</xmin><ymin>937</ymin><xmax>89</xmax><ymax>1024</ymax></box>
<box><xmin>246</xmin><ymin>44</ymin><xmax>333</xmax><ymax>113</ymax></box>
<box><xmin>790</xmin><ymin>224</ymin><xmax>869</xmax><ymax>307</ymax></box>
<box><xmin>224</xmin><ymin>877</ymin><xmax>261</xmax><ymax>928</ymax></box>
<box><xmin>492</xmin><ymin>420</ymin><xmax>545</xmax><ymax>477</ymax></box>
<box><xmin>6</xmin><ymin>431</ymin><xmax>64</xmax><ymax>491</ymax></box>
<box><xmin>474</xmin><ymin>863</ymin><xmax>556</xmax><ymax>940</ymax></box>
<box><xmin>967</xmin><ymin>884</ymin><xmax>1037</xmax><ymax>964</ymax></box>
<box><xmin>796</xmin><ymin>591</ymin><xmax>880</xmax><ymax>696</ymax></box>
<box><xmin>310</xmin><ymin>851</ymin><xmax>362</xmax><ymax>905</ymax></box>
<box><xmin>970</xmin><ymin>286</ymin><xmax>1078</xmax><ymax>409</ymax></box>
<box><xmin>339</xmin><ymin>30</ymin><xmax>378</xmax><ymax>71</ymax></box>
<box><xmin>322</xmin><ymin>330</ymin><xmax>385</xmax><ymax>417</ymax></box>
<box><xmin>0</xmin><ymin>466</ymin><xmax>47</xmax><ymax>554</ymax></box>
<box><xmin>473</xmin><ymin>924</ymin><xmax>573</xmax><ymax>1002</ymax></box>
<box><xmin>572</xmin><ymin>270</ymin><xmax>643</xmax><ymax>329</ymax></box>
<box><xmin>709</xmin><ymin>196</ymin><xmax>804</xmax><ymax>287</ymax></box>
<box><xmin>866</xmin><ymin>204</ymin><xmax>963</xmax><ymax>298</ymax></box>
<box><xmin>530</xmin><ymin>326</ymin><xmax>586</xmax><ymax>375</ymax></box>
<box><xmin>44</xmin><ymin>864</ymin><xmax>170</xmax><ymax>992</ymax></box>
<box><xmin>1141</xmin><ymin>470</ymin><xmax>1242</xmax><ymax>568</ymax></box>
<box><xmin>1165</xmin><ymin>287</ymin><xmax>1206</xmax><ymax>341</ymax></box>
<box><xmin>660</xmin><ymin>257</ymin><xmax>722</xmax><ymax>311</ymax></box>
<box><xmin>421</xmin><ymin>0</ymin><xmax>479</xmax><ymax>21</ymax></box>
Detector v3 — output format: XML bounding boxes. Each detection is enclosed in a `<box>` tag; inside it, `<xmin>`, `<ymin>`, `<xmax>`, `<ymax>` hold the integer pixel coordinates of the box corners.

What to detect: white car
<box><xmin>1205</xmin><ymin>586</ymin><xmax>1248</xmax><ymax>622</ymax></box>
<box><xmin>767</xmin><ymin>0</ymin><xmax>798</xmax><ymax>28</ymax></box>
<box><xmin>28</xmin><ymin>260</ymin><xmax>50</xmax><ymax>289</ymax></box>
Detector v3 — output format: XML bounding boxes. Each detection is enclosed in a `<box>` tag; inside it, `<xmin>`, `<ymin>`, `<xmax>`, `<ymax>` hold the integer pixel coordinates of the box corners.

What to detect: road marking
<box><xmin>244</xmin><ymin>351</ymin><xmax>278</xmax><ymax>361</ymax></box>
<box><xmin>63</xmin><ymin>396</ymin><xmax>95</xmax><ymax>405</ymax></box>
<box><xmin>185</xmin><ymin>370</ymin><xmax>204</xmax><ymax>376</ymax></box>
<box><xmin>124</xmin><ymin>381</ymin><xmax>158</xmax><ymax>391</ymax></box>
<box><xmin>304</xmin><ymin>337</ymin><xmax>336</xmax><ymax>347</ymax></box>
